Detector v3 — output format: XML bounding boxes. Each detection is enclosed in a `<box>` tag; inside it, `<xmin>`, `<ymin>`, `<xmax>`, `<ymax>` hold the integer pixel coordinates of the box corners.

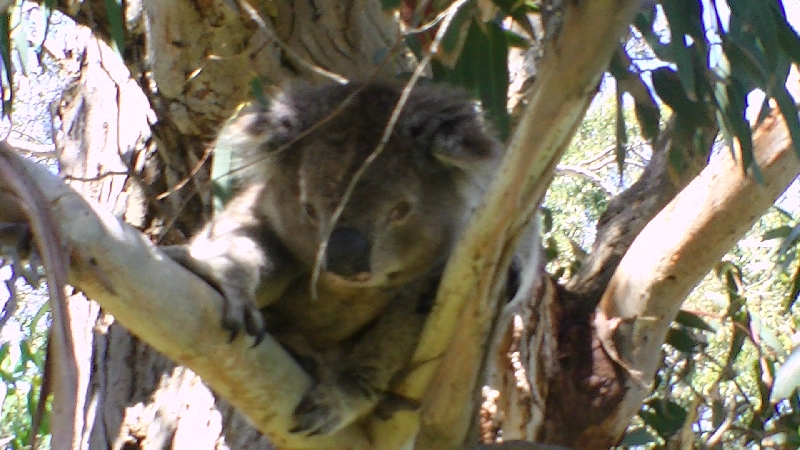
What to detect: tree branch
<box><xmin>564</xmin><ymin>115</ymin><xmax>716</xmax><ymax>308</ymax></box>
<box><xmin>595</xmin><ymin>67</ymin><xmax>800</xmax><ymax>441</ymax></box>
<box><xmin>0</xmin><ymin>146</ymin><xmax>370</xmax><ymax>449</ymax></box>
<box><xmin>379</xmin><ymin>0</ymin><xmax>647</xmax><ymax>448</ymax></box>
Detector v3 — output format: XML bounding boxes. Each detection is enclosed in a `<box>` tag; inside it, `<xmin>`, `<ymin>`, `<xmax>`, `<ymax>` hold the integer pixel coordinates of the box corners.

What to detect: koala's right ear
<box><xmin>216</xmin><ymin>96</ymin><xmax>301</xmax><ymax>153</ymax></box>
<box><xmin>430</xmin><ymin>118</ymin><xmax>502</xmax><ymax>173</ymax></box>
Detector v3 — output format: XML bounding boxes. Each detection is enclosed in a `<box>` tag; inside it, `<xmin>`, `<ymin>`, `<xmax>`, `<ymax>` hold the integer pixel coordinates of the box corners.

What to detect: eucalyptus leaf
<box><xmin>0</xmin><ymin>12</ymin><xmax>13</xmax><ymax>116</ymax></box>
<box><xmin>771</xmin><ymin>345</ymin><xmax>800</xmax><ymax>403</ymax></box>
<box><xmin>674</xmin><ymin>310</ymin><xmax>715</xmax><ymax>332</ymax></box>
<box><xmin>620</xmin><ymin>427</ymin><xmax>657</xmax><ymax>446</ymax></box>
<box><xmin>762</xmin><ymin>225</ymin><xmax>793</xmax><ymax>241</ymax></box>
<box><xmin>666</xmin><ymin>327</ymin><xmax>698</xmax><ymax>353</ymax></box>
<box><xmin>615</xmin><ymin>85</ymin><xmax>626</xmax><ymax>178</ymax></box>
<box><xmin>774</xmin><ymin>85</ymin><xmax>800</xmax><ymax>160</ymax></box>
<box><xmin>379</xmin><ymin>0</ymin><xmax>400</xmax><ymax>10</ymax></box>
<box><xmin>103</xmin><ymin>0</ymin><xmax>125</xmax><ymax>55</ymax></box>
<box><xmin>788</xmin><ymin>263</ymin><xmax>800</xmax><ymax>309</ymax></box>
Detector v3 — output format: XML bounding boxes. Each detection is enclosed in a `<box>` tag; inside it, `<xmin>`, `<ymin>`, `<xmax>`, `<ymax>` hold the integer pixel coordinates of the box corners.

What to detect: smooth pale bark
<box><xmin>381</xmin><ymin>1</ymin><xmax>646</xmax><ymax>448</ymax></box>
<box><xmin>0</xmin><ymin>146</ymin><xmax>372</xmax><ymax>449</ymax></box>
<box><xmin>594</xmin><ymin>74</ymin><xmax>800</xmax><ymax>442</ymax></box>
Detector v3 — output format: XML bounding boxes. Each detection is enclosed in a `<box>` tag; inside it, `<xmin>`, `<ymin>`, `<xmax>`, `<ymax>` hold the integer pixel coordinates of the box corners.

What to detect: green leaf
<box><xmin>754</xmin><ymin>94</ymin><xmax>772</xmax><ymax>129</ymax></box>
<box><xmin>615</xmin><ymin>84</ymin><xmax>626</xmax><ymax>178</ymax></box>
<box><xmin>716</xmin><ymin>261</ymin><xmax>742</xmax><ymax>294</ymax></box>
<box><xmin>762</xmin><ymin>225</ymin><xmax>794</xmax><ymax>241</ymax></box>
<box><xmin>714</xmin><ymin>108</ymin><xmax>736</xmax><ymax>161</ymax></box>
<box><xmin>379</xmin><ymin>0</ymin><xmax>400</xmax><ymax>10</ymax></box>
<box><xmin>249</xmin><ymin>76</ymin><xmax>268</xmax><ymax>107</ymax></box>
<box><xmin>19</xmin><ymin>340</ymin><xmax>33</xmax><ymax>364</ymax></box>
<box><xmin>747</xmin><ymin>0</ymin><xmax>779</xmax><ymax>71</ymax></box>
<box><xmin>503</xmin><ymin>29</ymin><xmax>529</xmax><ymax>48</ymax></box>
<box><xmin>729</xmin><ymin>318</ymin><xmax>748</xmax><ymax>362</ymax></box>
<box><xmin>634</xmin><ymin>98</ymin><xmax>660</xmax><ymax>142</ymax></box>
<box><xmin>544</xmin><ymin>236</ymin><xmax>558</xmax><ymax>262</ymax></box>
<box><xmin>440</xmin><ymin>1</ymin><xmax>473</xmax><ymax>56</ymax></box>
<box><xmin>723</xmin><ymin>37</ymin><xmax>767</xmax><ymax>87</ymax></box>
<box><xmin>719</xmin><ymin>79</ymin><xmax>765</xmax><ymax>183</ymax></box>
<box><xmin>674</xmin><ymin>310</ymin><xmax>715</xmax><ymax>332</ymax></box>
<box><xmin>40</xmin><ymin>0</ymin><xmax>56</xmax><ymax>56</ymax></box>
<box><xmin>539</xmin><ymin>206</ymin><xmax>553</xmax><ymax>233</ymax></box>
<box><xmin>666</xmin><ymin>327</ymin><xmax>698</xmax><ymax>353</ymax></box>
<box><xmin>652</xmin><ymin>67</ymin><xmax>695</xmax><ymax>119</ymax></box>
<box><xmin>433</xmin><ymin>20</ymin><xmax>510</xmax><ymax>140</ymax></box>
<box><xmin>30</xmin><ymin>300</ymin><xmax>50</xmax><ymax>333</ymax></box>
<box><xmin>772</xmin><ymin>2</ymin><xmax>800</xmax><ymax>63</ymax></box>
<box><xmin>751</xmin><ymin>311</ymin><xmax>786</xmax><ymax>358</ymax></box>
<box><xmin>404</xmin><ymin>33</ymin><xmax>425</xmax><ymax>60</ymax></box>
<box><xmin>788</xmin><ymin>262</ymin><xmax>800</xmax><ymax>309</ymax></box>
<box><xmin>640</xmin><ymin>399</ymin><xmax>688</xmax><ymax>439</ymax></box>
<box><xmin>103</xmin><ymin>0</ymin><xmax>125</xmax><ymax>55</ymax></box>
<box><xmin>10</xmin><ymin>7</ymin><xmax>28</xmax><ymax>76</ymax></box>
<box><xmin>661</xmin><ymin>0</ymin><xmax>697</xmax><ymax>101</ymax></box>
<box><xmin>772</xmin><ymin>345</ymin><xmax>800</xmax><ymax>403</ymax></box>
<box><xmin>0</xmin><ymin>343</ymin><xmax>10</xmax><ymax>378</ymax></box>
<box><xmin>211</xmin><ymin>138</ymin><xmax>235</xmax><ymax>213</ymax></box>
<box><xmin>667</xmin><ymin>139</ymin><xmax>684</xmax><ymax>175</ymax></box>
<box><xmin>0</xmin><ymin>12</ymin><xmax>13</xmax><ymax>116</ymax></box>
<box><xmin>774</xmin><ymin>84</ymin><xmax>800</xmax><ymax>160</ymax></box>
<box><xmin>493</xmin><ymin>0</ymin><xmax>538</xmax><ymax>37</ymax></box>
<box><xmin>633</xmin><ymin>9</ymin><xmax>671</xmax><ymax>61</ymax></box>
<box><xmin>777</xmin><ymin>223</ymin><xmax>800</xmax><ymax>261</ymax></box>
<box><xmin>609</xmin><ymin>50</ymin><xmax>660</xmax><ymax>142</ymax></box>
<box><xmin>620</xmin><ymin>427</ymin><xmax>658</xmax><ymax>445</ymax></box>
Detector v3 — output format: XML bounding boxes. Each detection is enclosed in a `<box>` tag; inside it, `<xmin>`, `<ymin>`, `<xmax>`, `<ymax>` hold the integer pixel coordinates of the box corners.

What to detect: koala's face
<box><xmin>224</xmin><ymin>83</ymin><xmax>502</xmax><ymax>287</ymax></box>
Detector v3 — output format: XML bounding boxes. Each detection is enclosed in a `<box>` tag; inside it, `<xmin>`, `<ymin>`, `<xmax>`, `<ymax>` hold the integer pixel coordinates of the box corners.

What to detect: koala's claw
<box><xmin>220</xmin><ymin>294</ymin><xmax>267</xmax><ymax>346</ymax></box>
<box><xmin>290</xmin><ymin>381</ymin><xmax>370</xmax><ymax>436</ymax></box>
<box><xmin>290</xmin><ymin>389</ymin><xmax>344</xmax><ymax>435</ymax></box>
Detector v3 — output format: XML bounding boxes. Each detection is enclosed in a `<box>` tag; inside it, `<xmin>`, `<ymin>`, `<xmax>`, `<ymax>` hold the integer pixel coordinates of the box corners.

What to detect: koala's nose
<box><xmin>326</xmin><ymin>227</ymin><xmax>371</xmax><ymax>279</ymax></box>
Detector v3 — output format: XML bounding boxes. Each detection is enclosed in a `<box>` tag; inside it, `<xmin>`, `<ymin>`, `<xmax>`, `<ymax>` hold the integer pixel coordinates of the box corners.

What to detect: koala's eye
<box><xmin>388</xmin><ymin>201</ymin><xmax>413</xmax><ymax>223</ymax></box>
<box><xmin>303</xmin><ymin>203</ymin><xmax>319</xmax><ymax>223</ymax></box>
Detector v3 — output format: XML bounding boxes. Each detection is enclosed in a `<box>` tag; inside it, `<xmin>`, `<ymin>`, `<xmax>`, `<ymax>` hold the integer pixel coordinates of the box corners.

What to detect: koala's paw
<box><xmin>290</xmin><ymin>372</ymin><xmax>378</xmax><ymax>436</ymax></box>
<box><xmin>219</xmin><ymin>284</ymin><xmax>267</xmax><ymax>346</ymax></box>
<box><xmin>162</xmin><ymin>245</ymin><xmax>267</xmax><ymax>345</ymax></box>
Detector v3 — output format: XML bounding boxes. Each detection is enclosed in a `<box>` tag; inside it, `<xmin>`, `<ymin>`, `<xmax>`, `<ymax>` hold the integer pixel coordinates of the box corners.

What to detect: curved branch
<box><xmin>595</xmin><ymin>68</ymin><xmax>800</xmax><ymax>441</ymax></box>
<box><xmin>382</xmin><ymin>0</ymin><xmax>648</xmax><ymax>448</ymax></box>
<box><xmin>555</xmin><ymin>164</ymin><xmax>616</xmax><ymax>196</ymax></box>
<box><xmin>564</xmin><ymin>115</ymin><xmax>715</xmax><ymax>308</ymax></box>
<box><xmin>0</xmin><ymin>146</ymin><xmax>370</xmax><ymax>449</ymax></box>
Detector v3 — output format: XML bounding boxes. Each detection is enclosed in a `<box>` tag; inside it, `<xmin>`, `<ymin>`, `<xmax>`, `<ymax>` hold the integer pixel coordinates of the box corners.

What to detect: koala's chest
<box><xmin>263</xmin><ymin>277</ymin><xmax>395</xmax><ymax>349</ymax></box>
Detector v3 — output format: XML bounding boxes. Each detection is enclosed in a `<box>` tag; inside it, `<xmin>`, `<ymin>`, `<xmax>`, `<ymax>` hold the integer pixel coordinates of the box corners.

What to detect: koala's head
<box><xmin>222</xmin><ymin>82</ymin><xmax>503</xmax><ymax>287</ymax></box>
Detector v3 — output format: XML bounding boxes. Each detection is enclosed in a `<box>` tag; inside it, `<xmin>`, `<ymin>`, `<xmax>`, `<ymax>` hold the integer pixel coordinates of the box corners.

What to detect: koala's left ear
<box><xmin>431</xmin><ymin>118</ymin><xmax>502</xmax><ymax>172</ymax></box>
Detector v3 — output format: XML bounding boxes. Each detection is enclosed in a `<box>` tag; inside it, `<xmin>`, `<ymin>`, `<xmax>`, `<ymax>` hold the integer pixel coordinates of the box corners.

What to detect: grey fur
<box><xmin>166</xmin><ymin>82</ymin><xmax>503</xmax><ymax>435</ymax></box>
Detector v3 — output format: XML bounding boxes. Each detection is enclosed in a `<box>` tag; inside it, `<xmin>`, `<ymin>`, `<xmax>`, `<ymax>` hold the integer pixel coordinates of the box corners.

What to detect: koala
<box><xmin>164</xmin><ymin>82</ymin><xmax>504</xmax><ymax>436</ymax></box>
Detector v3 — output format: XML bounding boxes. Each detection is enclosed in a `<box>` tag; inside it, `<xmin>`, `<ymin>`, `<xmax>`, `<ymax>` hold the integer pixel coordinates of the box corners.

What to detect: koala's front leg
<box><xmin>291</xmin><ymin>292</ymin><xmax>429</xmax><ymax>435</ymax></box>
<box><xmin>163</xmin><ymin>185</ymin><xmax>293</xmax><ymax>344</ymax></box>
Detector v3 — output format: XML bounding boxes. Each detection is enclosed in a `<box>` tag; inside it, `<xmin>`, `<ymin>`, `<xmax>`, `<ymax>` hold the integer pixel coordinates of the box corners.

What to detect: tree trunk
<box><xmin>19</xmin><ymin>0</ymin><xmax>798</xmax><ymax>449</ymax></box>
